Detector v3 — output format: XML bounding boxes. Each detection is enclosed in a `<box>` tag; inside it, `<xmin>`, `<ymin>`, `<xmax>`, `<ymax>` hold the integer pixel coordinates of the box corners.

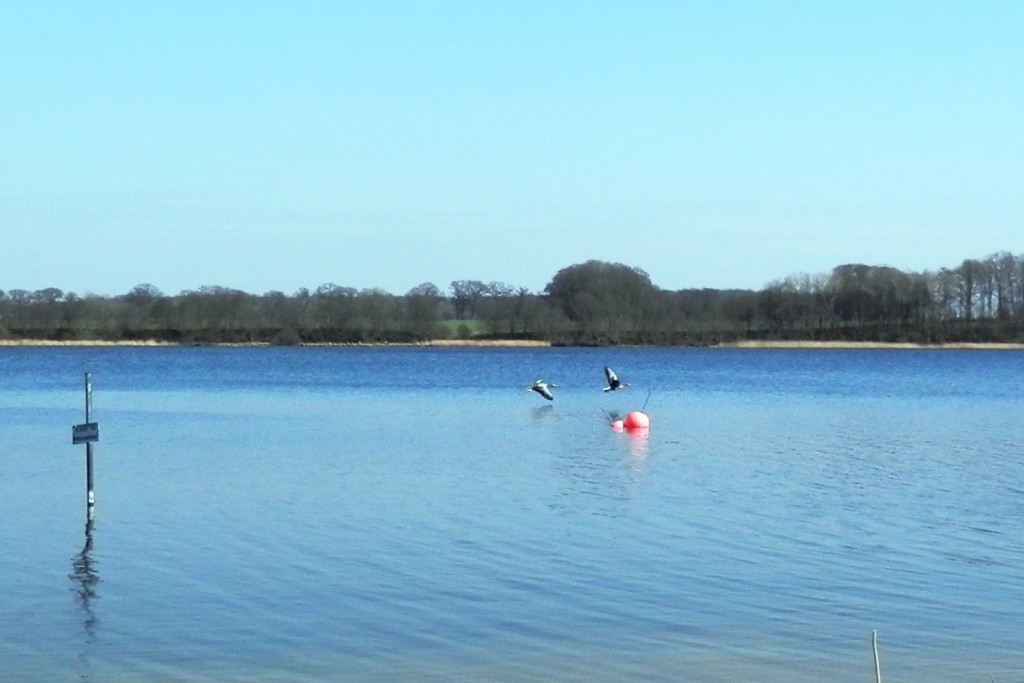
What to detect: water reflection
<box><xmin>624</xmin><ymin>429</ymin><xmax>650</xmax><ymax>463</ymax></box>
<box><xmin>545</xmin><ymin>418</ymin><xmax>654</xmax><ymax>518</ymax></box>
<box><xmin>531</xmin><ymin>404</ymin><xmax>554</xmax><ymax>420</ymax></box>
<box><xmin>69</xmin><ymin>519</ymin><xmax>100</xmax><ymax>676</ymax></box>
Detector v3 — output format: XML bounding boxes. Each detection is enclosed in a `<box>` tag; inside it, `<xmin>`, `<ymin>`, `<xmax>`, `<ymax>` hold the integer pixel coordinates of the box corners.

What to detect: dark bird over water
<box><xmin>603</xmin><ymin>366</ymin><xmax>629</xmax><ymax>392</ymax></box>
<box><xmin>529</xmin><ymin>379</ymin><xmax>557</xmax><ymax>401</ymax></box>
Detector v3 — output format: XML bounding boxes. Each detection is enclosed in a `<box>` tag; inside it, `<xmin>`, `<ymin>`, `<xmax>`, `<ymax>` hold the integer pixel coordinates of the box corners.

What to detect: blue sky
<box><xmin>2</xmin><ymin>1</ymin><xmax>1022</xmax><ymax>297</ymax></box>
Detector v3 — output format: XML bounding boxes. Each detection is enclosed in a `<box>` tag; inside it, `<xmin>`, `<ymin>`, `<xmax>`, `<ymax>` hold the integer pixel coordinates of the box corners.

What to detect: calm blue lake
<box><xmin>1</xmin><ymin>346</ymin><xmax>1023</xmax><ymax>682</ymax></box>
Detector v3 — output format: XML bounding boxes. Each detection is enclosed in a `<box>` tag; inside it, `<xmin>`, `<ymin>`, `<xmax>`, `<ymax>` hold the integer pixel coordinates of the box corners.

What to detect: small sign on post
<box><xmin>72</xmin><ymin>422</ymin><xmax>99</xmax><ymax>444</ymax></box>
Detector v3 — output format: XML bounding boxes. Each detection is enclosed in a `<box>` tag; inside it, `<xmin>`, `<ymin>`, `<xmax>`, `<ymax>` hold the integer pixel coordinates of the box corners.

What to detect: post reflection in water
<box><xmin>69</xmin><ymin>519</ymin><xmax>100</xmax><ymax>675</ymax></box>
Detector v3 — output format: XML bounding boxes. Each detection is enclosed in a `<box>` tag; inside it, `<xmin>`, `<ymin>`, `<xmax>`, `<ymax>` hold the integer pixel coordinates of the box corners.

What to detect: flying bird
<box><xmin>529</xmin><ymin>380</ymin><xmax>557</xmax><ymax>401</ymax></box>
<box><xmin>603</xmin><ymin>366</ymin><xmax>629</xmax><ymax>392</ymax></box>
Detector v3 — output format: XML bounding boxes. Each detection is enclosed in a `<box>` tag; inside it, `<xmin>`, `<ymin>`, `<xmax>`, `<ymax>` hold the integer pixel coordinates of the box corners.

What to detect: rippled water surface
<box><xmin>2</xmin><ymin>346</ymin><xmax>1023</xmax><ymax>682</ymax></box>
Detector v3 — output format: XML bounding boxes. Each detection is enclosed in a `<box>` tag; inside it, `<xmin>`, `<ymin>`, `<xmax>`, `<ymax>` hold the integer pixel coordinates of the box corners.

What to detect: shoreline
<box><xmin>0</xmin><ymin>338</ymin><xmax>552</xmax><ymax>348</ymax></box>
<box><xmin>1</xmin><ymin>338</ymin><xmax>1023</xmax><ymax>350</ymax></box>
<box><xmin>722</xmin><ymin>340</ymin><xmax>1024</xmax><ymax>350</ymax></box>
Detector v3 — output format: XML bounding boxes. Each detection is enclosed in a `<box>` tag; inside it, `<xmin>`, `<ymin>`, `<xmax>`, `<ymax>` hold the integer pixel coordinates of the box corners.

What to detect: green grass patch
<box><xmin>440</xmin><ymin>319</ymin><xmax>487</xmax><ymax>338</ymax></box>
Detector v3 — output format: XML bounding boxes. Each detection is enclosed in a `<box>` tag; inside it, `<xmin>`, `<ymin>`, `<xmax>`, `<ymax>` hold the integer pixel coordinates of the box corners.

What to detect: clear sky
<box><xmin>2</xmin><ymin>1</ymin><xmax>1022</xmax><ymax>297</ymax></box>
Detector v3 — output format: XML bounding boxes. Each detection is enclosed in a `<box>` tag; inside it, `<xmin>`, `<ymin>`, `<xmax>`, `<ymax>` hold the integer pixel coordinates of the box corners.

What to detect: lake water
<box><xmin>1</xmin><ymin>346</ymin><xmax>1023</xmax><ymax>682</ymax></box>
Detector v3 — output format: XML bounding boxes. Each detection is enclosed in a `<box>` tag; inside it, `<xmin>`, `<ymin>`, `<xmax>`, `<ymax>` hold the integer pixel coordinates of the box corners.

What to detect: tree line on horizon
<box><xmin>3</xmin><ymin>250</ymin><xmax>1024</xmax><ymax>346</ymax></box>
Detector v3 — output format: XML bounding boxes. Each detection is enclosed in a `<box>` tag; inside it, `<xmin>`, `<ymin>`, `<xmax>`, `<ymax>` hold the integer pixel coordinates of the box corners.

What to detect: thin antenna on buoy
<box><xmin>872</xmin><ymin>629</ymin><xmax>882</xmax><ymax>683</ymax></box>
<box><xmin>640</xmin><ymin>387</ymin><xmax>653</xmax><ymax>412</ymax></box>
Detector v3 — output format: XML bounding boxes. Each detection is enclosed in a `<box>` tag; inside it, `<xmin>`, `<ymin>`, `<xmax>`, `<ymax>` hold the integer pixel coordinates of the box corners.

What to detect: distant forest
<box><xmin>3</xmin><ymin>251</ymin><xmax>1024</xmax><ymax>346</ymax></box>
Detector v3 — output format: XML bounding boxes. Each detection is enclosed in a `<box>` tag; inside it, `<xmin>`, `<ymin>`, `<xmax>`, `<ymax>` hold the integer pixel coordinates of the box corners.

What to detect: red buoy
<box><xmin>623</xmin><ymin>411</ymin><xmax>650</xmax><ymax>430</ymax></box>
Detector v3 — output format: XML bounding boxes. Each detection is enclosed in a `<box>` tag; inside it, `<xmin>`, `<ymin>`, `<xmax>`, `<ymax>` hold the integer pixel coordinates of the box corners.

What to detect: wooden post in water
<box><xmin>72</xmin><ymin>373</ymin><xmax>99</xmax><ymax>520</ymax></box>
